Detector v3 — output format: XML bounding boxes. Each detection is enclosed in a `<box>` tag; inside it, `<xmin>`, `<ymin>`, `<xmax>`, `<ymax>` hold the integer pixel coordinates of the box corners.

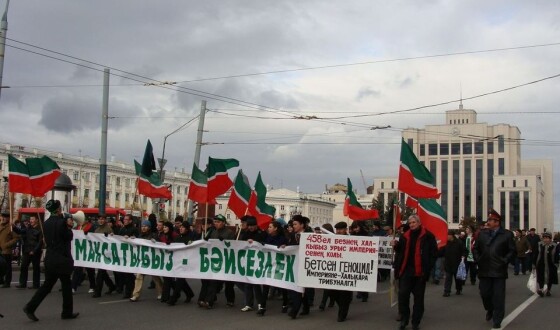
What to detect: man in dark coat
<box><xmin>443</xmin><ymin>231</ymin><xmax>467</xmax><ymax>296</ymax></box>
<box><xmin>117</xmin><ymin>214</ymin><xmax>139</xmax><ymax>299</ymax></box>
<box><xmin>392</xmin><ymin>215</ymin><xmax>438</xmax><ymax>330</ymax></box>
<box><xmin>15</xmin><ymin>215</ymin><xmax>43</xmax><ymax>289</ymax></box>
<box><xmin>23</xmin><ymin>200</ymin><xmax>79</xmax><ymax>321</ymax></box>
<box><xmin>473</xmin><ymin>209</ymin><xmax>515</xmax><ymax>329</ymax></box>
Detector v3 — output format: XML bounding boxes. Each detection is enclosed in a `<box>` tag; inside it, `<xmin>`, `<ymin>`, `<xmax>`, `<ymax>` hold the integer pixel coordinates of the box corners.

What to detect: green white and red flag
<box><xmin>398</xmin><ymin>138</ymin><xmax>440</xmax><ymax>198</ymax></box>
<box><xmin>26</xmin><ymin>156</ymin><xmax>62</xmax><ymax>197</ymax></box>
<box><xmin>134</xmin><ymin>141</ymin><xmax>172</xmax><ymax>200</ymax></box>
<box><xmin>227</xmin><ymin>169</ymin><xmax>253</xmax><ymax>219</ymax></box>
<box><xmin>343</xmin><ymin>178</ymin><xmax>379</xmax><ymax>220</ymax></box>
<box><xmin>186</xmin><ymin>163</ymin><xmax>216</xmax><ymax>204</ymax></box>
<box><xmin>206</xmin><ymin>157</ymin><xmax>239</xmax><ymax>200</ymax></box>
<box><xmin>8</xmin><ymin>155</ymin><xmax>33</xmax><ymax>194</ymax></box>
<box><xmin>8</xmin><ymin>155</ymin><xmax>61</xmax><ymax>197</ymax></box>
<box><xmin>406</xmin><ymin>196</ymin><xmax>418</xmax><ymax>209</ymax></box>
<box><xmin>247</xmin><ymin>172</ymin><xmax>276</xmax><ymax>230</ymax></box>
<box><xmin>417</xmin><ymin>198</ymin><xmax>448</xmax><ymax>248</ymax></box>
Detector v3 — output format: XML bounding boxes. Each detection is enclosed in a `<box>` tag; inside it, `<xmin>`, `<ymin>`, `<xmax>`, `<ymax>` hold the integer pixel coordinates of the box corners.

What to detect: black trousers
<box><xmin>71</xmin><ymin>267</ymin><xmax>96</xmax><ymax>290</ymax></box>
<box><xmin>333</xmin><ymin>290</ymin><xmax>352</xmax><ymax>320</ymax></box>
<box><xmin>19</xmin><ymin>252</ymin><xmax>42</xmax><ymax>288</ymax></box>
<box><xmin>465</xmin><ymin>261</ymin><xmax>477</xmax><ymax>283</ymax></box>
<box><xmin>94</xmin><ymin>269</ymin><xmax>115</xmax><ymax>295</ymax></box>
<box><xmin>444</xmin><ymin>271</ymin><xmax>464</xmax><ymax>293</ymax></box>
<box><xmin>1</xmin><ymin>254</ymin><xmax>12</xmax><ymax>285</ymax></box>
<box><xmin>398</xmin><ymin>274</ymin><xmax>427</xmax><ymax>326</ymax></box>
<box><xmin>479</xmin><ymin>277</ymin><xmax>506</xmax><ymax>325</ymax></box>
<box><xmin>121</xmin><ymin>272</ymin><xmax>135</xmax><ymax>298</ymax></box>
<box><xmin>169</xmin><ymin>278</ymin><xmax>194</xmax><ymax>303</ymax></box>
<box><xmin>205</xmin><ymin>280</ymin><xmax>235</xmax><ymax>306</ymax></box>
<box><xmin>289</xmin><ymin>287</ymin><xmax>312</xmax><ymax>316</ymax></box>
<box><xmin>25</xmin><ymin>271</ymin><xmax>73</xmax><ymax>316</ymax></box>
<box><xmin>256</xmin><ymin>285</ymin><xmax>288</xmax><ymax>309</ymax></box>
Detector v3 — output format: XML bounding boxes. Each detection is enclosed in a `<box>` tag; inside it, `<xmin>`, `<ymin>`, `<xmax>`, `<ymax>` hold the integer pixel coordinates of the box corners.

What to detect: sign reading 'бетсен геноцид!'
<box><xmin>297</xmin><ymin>233</ymin><xmax>379</xmax><ymax>292</ymax></box>
<box><xmin>71</xmin><ymin>230</ymin><xmax>302</xmax><ymax>292</ymax></box>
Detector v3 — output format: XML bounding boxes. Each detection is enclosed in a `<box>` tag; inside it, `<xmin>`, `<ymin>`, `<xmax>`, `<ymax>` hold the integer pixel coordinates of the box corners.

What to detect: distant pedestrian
<box><xmin>442</xmin><ymin>231</ymin><xmax>467</xmax><ymax>296</ymax></box>
<box><xmin>14</xmin><ymin>215</ymin><xmax>43</xmax><ymax>289</ymax></box>
<box><xmin>0</xmin><ymin>212</ymin><xmax>20</xmax><ymax>288</ymax></box>
<box><xmin>473</xmin><ymin>209</ymin><xmax>515</xmax><ymax>329</ymax></box>
<box><xmin>534</xmin><ymin>232</ymin><xmax>558</xmax><ymax>297</ymax></box>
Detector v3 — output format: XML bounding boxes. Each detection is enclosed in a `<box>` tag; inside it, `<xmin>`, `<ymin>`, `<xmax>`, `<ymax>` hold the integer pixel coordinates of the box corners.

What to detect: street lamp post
<box><xmin>0</xmin><ymin>0</ymin><xmax>11</xmax><ymax>100</ymax></box>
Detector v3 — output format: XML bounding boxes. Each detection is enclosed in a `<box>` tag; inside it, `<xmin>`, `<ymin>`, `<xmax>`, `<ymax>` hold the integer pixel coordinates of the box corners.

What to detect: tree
<box><xmin>459</xmin><ymin>216</ymin><xmax>478</xmax><ymax>231</ymax></box>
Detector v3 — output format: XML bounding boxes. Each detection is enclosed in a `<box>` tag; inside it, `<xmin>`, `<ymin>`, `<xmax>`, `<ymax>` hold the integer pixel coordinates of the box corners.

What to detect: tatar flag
<box><xmin>187</xmin><ymin>163</ymin><xmax>209</xmax><ymax>203</ymax></box>
<box><xmin>247</xmin><ymin>172</ymin><xmax>276</xmax><ymax>230</ymax></box>
<box><xmin>227</xmin><ymin>170</ymin><xmax>253</xmax><ymax>218</ymax></box>
<box><xmin>8</xmin><ymin>155</ymin><xmax>61</xmax><ymax>197</ymax></box>
<box><xmin>8</xmin><ymin>155</ymin><xmax>33</xmax><ymax>194</ymax></box>
<box><xmin>406</xmin><ymin>196</ymin><xmax>418</xmax><ymax>209</ymax></box>
<box><xmin>343</xmin><ymin>178</ymin><xmax>379</xmax><ymax>220</ymax></box>
<box><xmin>206</xmin><ymin>157</ymin><xmax>239</xmax><ymax>200</ymax></box>
<box><xmin>134</xmin><ymin>141</ymin><xmax>172</xmax><ymax>200</ymax></box>
<box><xmin>398</xmin><ymin>138</ymin><xmax>440</xmax><ymax>198</ymax></box>
<box><xmin>417</xmin><ymin>198</ymin><xmax>448</xmax><ymax>248</ymax></box>
<box><xmin>26</xmin><ymin>156</ymin><xmax>62</xmax><ymax>197</ymax></box>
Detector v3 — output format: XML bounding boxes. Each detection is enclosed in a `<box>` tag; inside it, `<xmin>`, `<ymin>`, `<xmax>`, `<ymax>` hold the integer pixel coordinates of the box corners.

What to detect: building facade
<box><xmin>391</xmin><ymin>107</ymin><xmax>553</xmax><ymax>231</ymax></box>
<box><xmin>0</xmin><ymin>143</ymin><xmax>191</xmax><ymax>219</ymax></box>
<box><xmin>215</xmin><ymin>187</ymin><xmax>337</xmax><ymax>227</ymax></box>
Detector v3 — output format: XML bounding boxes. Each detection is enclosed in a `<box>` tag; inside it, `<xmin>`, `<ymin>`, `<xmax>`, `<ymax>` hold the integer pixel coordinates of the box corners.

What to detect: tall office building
<box><xmin>398</xmin><ymin>106</ymin><xmax>553</xmax><ymax>231</ymax></box>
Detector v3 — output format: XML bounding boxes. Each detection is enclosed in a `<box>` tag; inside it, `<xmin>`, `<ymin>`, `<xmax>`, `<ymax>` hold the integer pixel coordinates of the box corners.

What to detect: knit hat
<box><xmin>542</xmin><ymin>232</ymin><xmax>552</xmax><ymax>239</ymax></box>
<box><xmin>141</xmin><ymin>220</ymin><xmax>151</xmax><ymax>227</ymax></box>
<box><xmin>46</xmin><ymin>199</ymin><xmax>61</xmax><ymax>213</ymax></box>
<box><xmin>213</xmin><ymin>214</ymin><xmax>227</xmax><ymax>222</ymax></box>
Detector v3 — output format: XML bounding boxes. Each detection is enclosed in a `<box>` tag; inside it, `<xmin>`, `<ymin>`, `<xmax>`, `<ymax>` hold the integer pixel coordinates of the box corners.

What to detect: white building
<box><xmin>381</xmin><ymin>106</ymin><xmax>553</xmax><ymax>231</ymax></box>
<box><xmin>215</xmin><ymin>187</ymin><xmax>336</xmax><ymax>227</ymax></box>
<box><xmin>308</xmin><ymin>183</ymin><xmax>375</xmax><ymax>225</ymax></box>
<box><xmin>0</xmin><ymin>143</ymin><xmax>191</xmax><ymax>219</ymax></box>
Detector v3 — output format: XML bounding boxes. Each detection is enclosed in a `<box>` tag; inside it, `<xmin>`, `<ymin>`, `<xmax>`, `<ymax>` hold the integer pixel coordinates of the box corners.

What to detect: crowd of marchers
<box><xmin>1</xmin><ymin>209</ymin><xmax>559</xmax><ymax>328</ymax></box>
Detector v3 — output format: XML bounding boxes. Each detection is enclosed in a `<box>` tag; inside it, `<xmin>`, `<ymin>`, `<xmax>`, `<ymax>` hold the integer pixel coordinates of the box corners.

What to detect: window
<box><xmin>525</xmin><ymin>180</ymin><xmax>528</xmax><ymax>187</ymax></box>
<box><xmin>115</xmin><ymin>192</ymin><xmax>121</xmax><ymax>200</ymax></box>
<box><xmin>391</xmin><ymin>182</ymin><xmax>394</xmax><ymax>189</ymax></box>
<box><xmin>420</xmin><ymin>144</ymin><xmax>425</xmax><ymax>156</ymax></box>
<box><xmin>84</xmin><ymin>189</ymin><xmax>90</xmax><ymax>198</ymax></box>
<box><xmin>440</xmin><ymin>143</ymin><xmax>449</xmax><ymax>155</ymax></box>
<box><xmin>498</xmin><ymin>158</ymin><xmax>505</xmax><ymax>175</ymax></box>
<box><xmin>509</xmin><ymin>192</ymin><xmax>520</xmax><ymax>230</ymax></box>
<box><xmin>143</xmin><ymin>196</ymin><xmax>147</xmax><ymax>204</ymax></box>
<box><xmin>407</xmin><ymin>139</ymin><xmax>414</xmax><ymax>149</ymax></box>
<box><xmin>463</xmin><ymin>142</ymin><xmax>472</xmax><ymax>154</ymax></box>
<box><xmin>125</xmin><ymin>193</ymin><xmax>129</xmax><ymax>202</ymax></box>
<box><xmin>464</xmin><ymin>160</ymin><xmax>471</xmax><ymax>217</ymax></box>
<box><xmin>96</xmin><ymin>174</ymin><xmax>100</xmax><ymax>183</ymax></box>
<box><xmin>513</xmin><ymin>180</ymin><xmax>516</xmax><ymax>188</ymax></box>
<box><xmin>498</xmin><ymin>135</ymin><xmax>504</xmax><ymax>153</ymax></box>
<box><xmin>488</xmin><ymin>159</ymin><xmax>494</xmax><ymax>209</ymax></box>
<box><xmin>451</xmin><ymin>143</ymin><xmax>460</xmax><ymax>155</ymax></box>
<box><xmin>84</xmin><ymin>172</ymin><xmax>91</xmax><ymax>181</ymax></box>
<box><xmin>116</xmin><ymin>177</ymin><xmax>121</xmax><ymax>186</ymax></box>
<box><xmin>474</xmin><ymin>142</ymin><xmax>484</xmax><ymax>154</ymax></box>
<box><xmin>280</xmin><ymin>205</ymin><xmax>285</xmax><ymax>211</ymax></box>
<box><xmin>125</xmin><ymin>178</ymin><xmax>130</xmax><ymax>188</ymax></box>
<box><xmin>487</xmin><ymin>141</ymin><xmax>494</xmax><ymax>154</ymax></box>
<box><xmin>476</xmin><ymin>159</ymin><xmax>483</xmax><ymax>220</ymax></box>
<box><xmin>452</xmin><ymin>160</ymin><xmax>460</xmax><ymax>223</ymax></box>
<box><xmin>381</xmin><ymin>182</ymin><xmax>384</xmax><ymax>189</ymax></box>
<box><xmin>428</xmin><ymin>144</ymin><xmax>438</xmax><ymax>156</ymax></box>
<box><xmin>73</xmin><ymin>190</ymin><xmax>77</xmax><ymax>197</ymax></box>
<box><xmin>176</xmin><ymin>200</ymin><xmax>180</xmax><ymax>207</ymax></box>
<box><xmin>176</xmin><ymin>186</ymin><xmax>181</xmax><ymax>194</ymax></box>
<box><xmin>73</xmin><ymin>172</ymin><xmax>79</xmax><ymax>181</ymax></box>
<box><xmin>218</xmin><ymin>204</ymin><xmax>223</xmax><ymax>210</ymax></box>
<box><xmin>441</xmin><ymin>160</ymin><xmax>448</xmax><ymax>216</ymax></box>
<box><xmin>523</xmin><ymin>192</ymin><xmax>529</xmax><ymax>230</ymax></box>
<box><xmin>430</xmin><ymin>161</ymin><xmax>437</xmax><ymax>186</ymax></box>
<box><xmin>226</xmin><ymin>213</ymin><xmax>231</xmax><ymax>219</ymax></box>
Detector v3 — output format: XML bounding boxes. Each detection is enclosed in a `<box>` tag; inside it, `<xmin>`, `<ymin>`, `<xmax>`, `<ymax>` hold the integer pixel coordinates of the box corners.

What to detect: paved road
<box><xmin>0</xmin><ymin>268</ymin><xmax>557</xmax><ymax>330</ymax></box>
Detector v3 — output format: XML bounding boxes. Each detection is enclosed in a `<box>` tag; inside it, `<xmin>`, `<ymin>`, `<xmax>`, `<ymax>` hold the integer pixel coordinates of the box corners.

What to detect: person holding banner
<box><xmin>23</xmin><ymin>200</ymin><xmax>78</xmax><ymax>321</ymax></box>
<box><xmin>239</xmin><ymin>216</ymin><xmax>267</xmax><ymax>313</ymax></box>
<box><xmin>199</xmin><ymin>214</ymin><xmax>236</xmax><ymax>309</ymax></box>
<box><xmin>92</xmin><ymin>215</ymin><xmax>116</xmax><ymax>298</ymax></box>
<box><xmin>332</xmin><ymin>221</ymin><xmax>353</xmax><ymax>322</ymax></box>
<box><xmin>392</xmin><ymin>215</ymin><xmax>438</xmax><ymax>330</ymax></box>
<box><xmin>130</xmin><ymin>220</ymin><xmax>163</xmax><ymax>302</ymax></box>
<box><xmin>167</xmin><ymin>221</ymin><xmax>196</xmax><ymax>306</ymax></box>
<box><xmin>287</xmin><ymin>215</ymin><xmax>312</xmax><ymax>319</ymax></box>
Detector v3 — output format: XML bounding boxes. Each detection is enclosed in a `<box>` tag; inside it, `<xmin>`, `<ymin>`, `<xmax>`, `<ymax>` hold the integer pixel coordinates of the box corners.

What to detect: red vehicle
<box><xmin>18</xmin><ymin>207</ymin><xmax>126</xmax><ymax>222</ymax></box>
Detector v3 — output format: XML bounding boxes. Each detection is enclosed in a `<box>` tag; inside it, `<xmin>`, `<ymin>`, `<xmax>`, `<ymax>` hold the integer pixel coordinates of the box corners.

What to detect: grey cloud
<box><xmin>39</xmin><ymin>93</ymin><xmax>139</xmax><ymax>133</ymax></box>
<box><xmin>356</xmin><ymin>87</ymin><xmax>380</xmax><ymax>101</ymax></box>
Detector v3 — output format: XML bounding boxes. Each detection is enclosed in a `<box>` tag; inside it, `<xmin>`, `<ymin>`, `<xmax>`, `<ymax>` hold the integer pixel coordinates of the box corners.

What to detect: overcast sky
<box><xmin>1</xmin><ymin>1</ymin><xmax>559</xmax><ymax>228</ymax></box>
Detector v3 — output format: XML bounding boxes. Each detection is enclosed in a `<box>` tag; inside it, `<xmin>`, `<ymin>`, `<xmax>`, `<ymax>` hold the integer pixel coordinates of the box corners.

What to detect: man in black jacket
<box><xmin>392</xmin><ymin>215</ymin><xmax>438</xmax><ymax>330</ymax></box>
<box><xmin>473</xmin><ymin>209</ymin><xmax>515</xmax><ymax>329</ymax></box>
<box><xmin>15</xmin><ymin>216</ymin><xmax>43</xmax><ymax>289</ymax></box>
<box><xmin>118</xmin><ymin>214</ymin><xmax>139</xmax><ymax>299</ymax></box>
<box><xmin>23</xmin><ymin>200</ymin><xmax>79</xmax><ymax>322</ymax></box>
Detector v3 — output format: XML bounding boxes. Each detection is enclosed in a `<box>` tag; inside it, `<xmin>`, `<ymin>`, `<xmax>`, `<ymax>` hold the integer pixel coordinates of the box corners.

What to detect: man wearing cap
<box><xmin>23</xmin><ymin>200</ymin><xmax>79</xmax><ymax>321</ymax></box>
<box><xmin>130</xmin><ymin>219</ymin><xmax>162</xmax><ymax>302</ymax></box>
<box><xmin>92</xmin><ymin>214</ymin><xmax>116</xmax><ymax>298</ymax></box>
<box><xmin>473</xmin><ymin>209</ymin><xmax>515</xmax><ymax>329</ymax></box>
<box><xmin>332</xmin><ymin>221</ymin><xmax>353</xmax><ymax>322</ymax></box>
<box><xmin>199</xmin><ymin>214</ymin><xmax>235</xmax><ymax>309</ymax></box>
<box><xmin>0</xmin><ymin>211</ymin><xmax>19</xmax><ymax>288</ymax></box>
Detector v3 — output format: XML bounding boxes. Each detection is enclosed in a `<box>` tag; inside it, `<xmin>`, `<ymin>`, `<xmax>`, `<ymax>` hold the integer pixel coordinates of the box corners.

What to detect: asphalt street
<box><xmin>0</xmin><ymin>267</ymin><xmax>558</xmax><ymax>330</ymax></box>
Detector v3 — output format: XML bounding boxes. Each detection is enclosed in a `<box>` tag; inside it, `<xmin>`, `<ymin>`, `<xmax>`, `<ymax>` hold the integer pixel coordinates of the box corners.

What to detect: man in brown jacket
<box><xmin>0</xmin><ymin>212</ymin><xmax>20</xmax><ymax>288</ymax></box>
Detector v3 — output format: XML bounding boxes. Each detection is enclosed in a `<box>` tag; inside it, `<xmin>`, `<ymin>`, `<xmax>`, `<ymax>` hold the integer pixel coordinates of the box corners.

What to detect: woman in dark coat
<box><xmin>442</xmin><ymin>231</ymin><xmax>467</xmax><ymax>296</ymax></box>
<box><xmin>534</xmin><ymin>232</ymin><xmax>559</xmax><ymax>297</ymax></box>
<box><xmin>167</xmin><ymin>222</ymin><xmax>195</xmax><ymax>305</ymax></box>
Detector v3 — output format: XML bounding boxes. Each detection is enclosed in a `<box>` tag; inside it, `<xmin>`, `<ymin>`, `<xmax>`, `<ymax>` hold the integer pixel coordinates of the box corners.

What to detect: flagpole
<box><xmin>131</xmin><ymin>179</ymin><xmax>139</xmax><ymax>220</ymax></box>
<box><xmin>204</xmin><ymin>203</ymin><xmax>208</xmax><ymax>236</ymax></box>
<box><xmin>8</xmin><ymin>192</ymin><xmax>13</xmax><ymax>232</ymax></box>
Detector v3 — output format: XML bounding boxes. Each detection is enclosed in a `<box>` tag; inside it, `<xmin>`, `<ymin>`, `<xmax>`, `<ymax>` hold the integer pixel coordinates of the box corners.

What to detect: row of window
<box><xmin>409</xmin><ymin>135</ymin><xmax>505</xmax><ymax>157</ymax></box>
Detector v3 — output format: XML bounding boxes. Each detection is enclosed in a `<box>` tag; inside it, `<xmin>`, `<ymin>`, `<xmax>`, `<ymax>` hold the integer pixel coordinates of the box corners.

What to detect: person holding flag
<box><xmin>392</xmin><ymin>214</ymin><xmax>438</xmax><ymax>330</ymax></box>
<box><xmin>0</xmin><ymin>212</ymin><xmax>19</xmax><ymax>288</ymax></box>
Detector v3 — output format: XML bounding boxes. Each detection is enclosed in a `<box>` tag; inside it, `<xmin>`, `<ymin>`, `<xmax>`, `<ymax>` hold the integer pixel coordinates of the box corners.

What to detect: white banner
<box><xmin>71</xmin><ymin>231</ymin><xmax>302</xmax><ymax>292</ymax></box>
<box><xmin>377</xmin><ymin>236</ymin><xmax>395</xmax><ymax>269</ymax></box>
<box><xmin>296</xmin><ymin>233</ymin><xmax>379</xmax><ymax>292</ymax></box>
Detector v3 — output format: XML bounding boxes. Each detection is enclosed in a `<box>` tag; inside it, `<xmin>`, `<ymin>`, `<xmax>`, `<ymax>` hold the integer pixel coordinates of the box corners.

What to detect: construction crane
<box><xmin>360</xmin><ymin>169</ymin><xmax>368</xmax><ymax>194</ymax></box>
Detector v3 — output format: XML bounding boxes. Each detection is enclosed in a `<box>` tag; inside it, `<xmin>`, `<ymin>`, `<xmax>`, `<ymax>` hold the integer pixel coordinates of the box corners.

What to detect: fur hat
<box><xmin>46</xmin><ymin>199</ymin><xmax>61</xmax><ymax>213</ymax></box>
<box><xmin>334</xmin><ymin>221</ymin><xmax>348</xmax><ymax>229</ymax></box>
